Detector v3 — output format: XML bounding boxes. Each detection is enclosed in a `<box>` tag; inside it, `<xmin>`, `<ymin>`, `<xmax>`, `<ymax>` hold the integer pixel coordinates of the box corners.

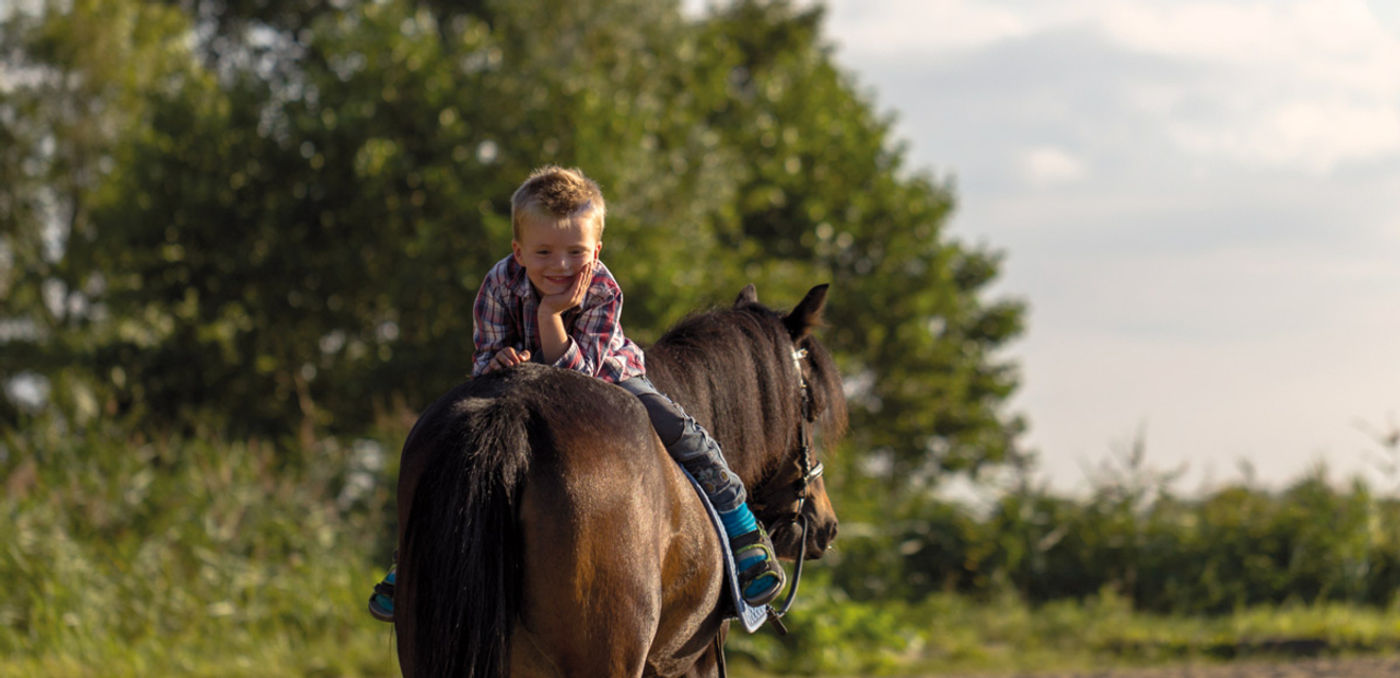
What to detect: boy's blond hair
<box><xmin>510</xmin><ymin>166</ymin><xmax>606</xmax><ymax>239</ymax></box>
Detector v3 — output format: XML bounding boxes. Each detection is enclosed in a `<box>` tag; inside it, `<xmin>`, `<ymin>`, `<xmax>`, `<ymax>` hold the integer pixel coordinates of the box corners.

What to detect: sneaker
<box><xmin>368</xmin><ymin>568</ymin><xmax>395</xmax><ymax>622</ymax></box>
<box><xmin>731</xmin><ymin>525</ymin><xmax>786</xmax><ymax>606</ymax></box>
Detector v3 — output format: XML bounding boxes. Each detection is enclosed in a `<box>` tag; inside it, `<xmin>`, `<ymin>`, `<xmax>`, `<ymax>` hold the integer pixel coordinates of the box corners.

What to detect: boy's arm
<box><xmin>536</xmin><ymin>260</ymin><xmax>593</xmax><ymax>364</ymax></box>
<box><xmin>472</xmin><ymin>272</ymin><xmax>521</xmax><ymax>376</ymax></box>
<box><xmin>540</xmin><ymin>273</ymin><xmax>626</xmax><ymax>377</ymax></box>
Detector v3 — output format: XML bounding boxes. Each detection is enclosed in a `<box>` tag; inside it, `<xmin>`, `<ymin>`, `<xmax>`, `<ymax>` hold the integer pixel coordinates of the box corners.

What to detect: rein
<box><xmin>764</xmin><ymin>346</ymin><xmax>824</xmax><ymax>634</ymax></box>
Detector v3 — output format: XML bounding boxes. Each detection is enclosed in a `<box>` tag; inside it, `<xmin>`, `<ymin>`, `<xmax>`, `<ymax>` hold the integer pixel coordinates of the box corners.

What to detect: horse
<box><xmin>392</xmin><ymin>283</ymin><xmax>849</xmax><ymax>677</ymax></box>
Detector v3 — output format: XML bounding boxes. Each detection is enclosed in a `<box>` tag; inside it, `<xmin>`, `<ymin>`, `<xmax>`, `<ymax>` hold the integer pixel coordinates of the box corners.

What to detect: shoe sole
<box><xmin>368</xmin><ymin>597</ymin><xmax>394</xmax><ymax>623</ymax></box>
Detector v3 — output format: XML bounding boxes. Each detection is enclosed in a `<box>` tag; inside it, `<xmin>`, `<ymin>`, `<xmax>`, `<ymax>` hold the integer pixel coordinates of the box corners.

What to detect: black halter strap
<box><xmin>766</xmin><ymin>346</ymin><xmax>823</xmax><ymax>630</ymax></box>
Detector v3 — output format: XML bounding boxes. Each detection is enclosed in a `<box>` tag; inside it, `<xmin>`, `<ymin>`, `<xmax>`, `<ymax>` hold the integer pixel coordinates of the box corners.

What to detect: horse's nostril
<box><xmin>820</xmin><ymin>522</ymin><xmax>838</xmax><ymax>547</ymax></box>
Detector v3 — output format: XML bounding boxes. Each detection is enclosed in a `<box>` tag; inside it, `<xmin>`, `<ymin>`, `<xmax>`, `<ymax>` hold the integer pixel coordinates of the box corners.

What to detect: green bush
<box><xmin>832</xmin><ymin>456</ymin><xmax>1400</xmax><ymax>617</ymax></box>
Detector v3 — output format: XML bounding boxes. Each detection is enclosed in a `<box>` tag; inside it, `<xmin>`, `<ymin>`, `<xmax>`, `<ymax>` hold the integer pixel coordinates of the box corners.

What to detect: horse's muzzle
<box><xmin>770</xmin><ymin>515</ymin><xmax>838</xmax><ymax>561</ymax></box>
<box><xmin>810</xmin><ymin>520</ymin><xmax>838</xmax><ymax>557</ymax></box>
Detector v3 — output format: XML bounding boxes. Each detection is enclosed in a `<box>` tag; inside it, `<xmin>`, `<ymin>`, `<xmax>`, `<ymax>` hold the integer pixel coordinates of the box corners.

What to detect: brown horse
<box><xmin>393</xmin><ymin>284</ymin><xmax>848</xmax><ymax>677</ymax></box>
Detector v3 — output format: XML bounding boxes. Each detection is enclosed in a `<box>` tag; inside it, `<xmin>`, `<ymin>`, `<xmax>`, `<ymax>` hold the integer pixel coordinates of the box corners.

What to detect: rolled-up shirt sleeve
<box><xmin>471</xmin><ymin>268</ymin><xmax>518</xmax><ymax>377</ymax></box>
<box><xmin>551</xmin><ymin>279</ymin><xmax>626</xmax><ymax>378</ymax></box>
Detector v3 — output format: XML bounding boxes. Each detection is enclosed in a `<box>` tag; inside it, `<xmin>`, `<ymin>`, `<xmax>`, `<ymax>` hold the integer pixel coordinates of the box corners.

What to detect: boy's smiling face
<box><xmin>511</xmin><ymin>211</ymin><xmax>602</xmax><ymax>297</ymax></box>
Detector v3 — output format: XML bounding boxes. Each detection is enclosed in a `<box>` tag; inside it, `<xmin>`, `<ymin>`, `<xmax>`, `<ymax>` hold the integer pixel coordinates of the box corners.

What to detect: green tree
<box><xmin>4</xmin><ymin>0</ymin><xmax>1027</xmax><ymax>495</ymax></box>
<box><xmin>0</xmin><ymin>0</ymin><xmax>197</xmax><ymax>426</ymax></box>
<box><xmin>74</xmin><ymin>0</ymin><xmax>744</xmax><ymax>440</ymax></box>
<box><xmin>694</xmin><ymin>1</ymin><xmax>1028</xmax><ymax>481</ymax></box>
<box><xmin>688</xmin><ymin>1</ymin><xmax>1027</xmax><ymax>595</ymax></box>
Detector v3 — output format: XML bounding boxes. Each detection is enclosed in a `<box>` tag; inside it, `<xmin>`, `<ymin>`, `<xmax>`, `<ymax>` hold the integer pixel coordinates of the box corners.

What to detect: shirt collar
<box><xmin>505</xmin><ymin>256</ymin><xmax>537</xmax><ymax>301</ymax></box>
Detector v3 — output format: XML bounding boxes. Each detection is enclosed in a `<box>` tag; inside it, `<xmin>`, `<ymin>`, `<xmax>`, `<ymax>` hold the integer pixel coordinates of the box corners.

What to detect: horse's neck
<box><xmin>643</xmin><ymin>355</ymin><xmax>713</xmax><ymax>426</ymax></box>
<box><xmin>645</xmin><ymin>350</ymin><xmax>778</xmax><ymax>485</ymax></box>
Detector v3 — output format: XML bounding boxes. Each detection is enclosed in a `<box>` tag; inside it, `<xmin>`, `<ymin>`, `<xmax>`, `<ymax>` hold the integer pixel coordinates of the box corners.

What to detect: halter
<box><xmin>789</xmin><ymin>347</ymin><xmax>825</xmax><ymax>507</ymax></box>
<box><xmin>765</xmin><ymin>346</ymin><xmax>824</xmax><ymax>631</ymax></box>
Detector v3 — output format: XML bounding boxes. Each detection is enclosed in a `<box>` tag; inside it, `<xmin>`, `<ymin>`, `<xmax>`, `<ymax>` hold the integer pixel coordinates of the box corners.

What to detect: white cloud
<box><xmin>829</xmin><ymin>0</ymin><xmax>1400</xmax><ymax>175</ymax></box>
<box><xmin>1372</xmin><ymin>0</ymin><xmax>1400</xmax><ymax>38</ymax></box>
<box><xmin>1096</xmin><ymin>1</ymin><xmax>1395</xmax><ymax>66</ymax></box>
<box><xmin>1167</xmin><ymin>100</ymin><xmax>1400</xmax><ymax>174</ymax></box>
<box><xmin>1018</xmin><ymin>146</ymin><xmax>1087</xmax><ymax>188</ymax></box>
<box><xmin>1097</xmin><ymin>0</ymin><xmax>1400</xmax><ymax>173</ymax></box>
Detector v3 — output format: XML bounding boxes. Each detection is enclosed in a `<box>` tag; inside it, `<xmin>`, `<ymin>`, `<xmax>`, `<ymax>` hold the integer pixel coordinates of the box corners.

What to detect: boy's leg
<box><xmin>617</xmin><ymin>377</ymin><xmax>786</xmax><ymax>605</ymax></box>
<box><xmin>616</xmin><ymin>377</ymin><xmax>745</xmax><ymax>508</ymax></box>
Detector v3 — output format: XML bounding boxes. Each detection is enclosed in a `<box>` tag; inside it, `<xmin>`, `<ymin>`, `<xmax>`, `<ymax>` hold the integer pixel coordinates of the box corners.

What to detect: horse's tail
<box><xmin>401</xmin><ymin>395</ymin><xmax>532</xmax><ymax>678</ymax></box>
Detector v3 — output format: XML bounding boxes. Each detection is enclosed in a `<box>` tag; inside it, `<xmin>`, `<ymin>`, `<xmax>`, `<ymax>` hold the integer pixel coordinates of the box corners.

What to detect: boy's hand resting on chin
<box><xmin>538</xmin><ymin>262</ymin><xmax>591</xmax><ymax>317</ymax></box>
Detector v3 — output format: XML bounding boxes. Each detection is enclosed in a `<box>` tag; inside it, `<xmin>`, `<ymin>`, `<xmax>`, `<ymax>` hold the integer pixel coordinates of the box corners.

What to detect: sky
<box><xmin>803</xmin><ymin>0</ymin><xmax>1400</xmax><ymax>493</ymax></box>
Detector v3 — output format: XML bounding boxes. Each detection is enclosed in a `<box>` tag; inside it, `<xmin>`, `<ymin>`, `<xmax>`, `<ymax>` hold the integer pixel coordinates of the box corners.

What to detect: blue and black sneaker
<box><xmin>732</xmin><ymin>525</ymin><xmax>785</xmax><ymax>606</ymax></box>
<box><xmin>368</xmin><ymin>567</ymin><xmax>395</xmax><ymax>623</ymax></box>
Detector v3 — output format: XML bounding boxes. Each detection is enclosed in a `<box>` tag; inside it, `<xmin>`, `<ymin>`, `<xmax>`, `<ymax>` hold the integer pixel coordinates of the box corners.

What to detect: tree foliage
<box><xmin>2</xmin><ymin>0</ymin><xmax>1025</xmax><ymax>494</ymax></box>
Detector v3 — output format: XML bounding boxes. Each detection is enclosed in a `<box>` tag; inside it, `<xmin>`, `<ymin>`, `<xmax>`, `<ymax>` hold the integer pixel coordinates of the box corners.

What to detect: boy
<box><xmin>368</xmin><ymin>166</ymin><xmax>784</xmax><ymax>622</ymax></box>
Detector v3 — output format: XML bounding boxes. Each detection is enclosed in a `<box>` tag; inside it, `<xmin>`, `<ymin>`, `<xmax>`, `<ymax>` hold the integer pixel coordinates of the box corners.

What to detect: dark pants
<box><xmin>616</xmin><ymin>376</ymin><xmax>746</xmax><ymax>512</ymax></box>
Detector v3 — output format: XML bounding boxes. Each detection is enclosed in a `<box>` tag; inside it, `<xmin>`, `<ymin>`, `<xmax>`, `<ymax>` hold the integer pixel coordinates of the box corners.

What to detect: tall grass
<box><xmin>7</xmin><ymin>419</ymin><xmax>1400</xmax><ymax>676</ymax></box>
<box><xmin>0</xmin><ymin>419</ymin><xmax>403</xmax><ymax>677</ymax></box>
<box><xmin>728</xmin><ymin>584</ymin><xmax>1400</xmax><ymax>677</ymax></box>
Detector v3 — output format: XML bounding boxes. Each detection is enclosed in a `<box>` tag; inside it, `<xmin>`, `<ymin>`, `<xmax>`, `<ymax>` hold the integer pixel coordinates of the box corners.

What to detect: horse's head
<box><xmin>738</xmin><ymin>284</ymin><xmax>849</xmax><ymax>561</ymax></box>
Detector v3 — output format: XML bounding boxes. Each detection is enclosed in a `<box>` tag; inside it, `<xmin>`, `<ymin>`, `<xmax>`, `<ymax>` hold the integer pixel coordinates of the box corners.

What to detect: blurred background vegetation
<box><xmin>4</xmin><ymin>0</ymin><xmax>1400</xmax><ymax>675</ymax></box>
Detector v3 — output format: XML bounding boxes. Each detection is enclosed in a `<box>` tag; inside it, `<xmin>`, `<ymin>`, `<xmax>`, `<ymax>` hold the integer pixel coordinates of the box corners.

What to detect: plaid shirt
<box><xmin>472</xmin><ymin>255</ymin><xmax>646</xmax><ymax>383</ymax></box>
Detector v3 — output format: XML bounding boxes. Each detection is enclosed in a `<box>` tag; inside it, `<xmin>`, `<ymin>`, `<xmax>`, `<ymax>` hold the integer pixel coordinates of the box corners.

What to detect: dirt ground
<box><xmin>940</xmin><ymin>655</ymin><xmax>1400</xmax><ymax>678</ymax></box>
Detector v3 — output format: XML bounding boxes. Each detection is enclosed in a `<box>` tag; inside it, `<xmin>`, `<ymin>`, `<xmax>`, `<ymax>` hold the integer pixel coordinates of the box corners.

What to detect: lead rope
<box><xmin>714</xmin><ymin>630</ymin><xmax>728</xmax><ymax>678</ymax></box>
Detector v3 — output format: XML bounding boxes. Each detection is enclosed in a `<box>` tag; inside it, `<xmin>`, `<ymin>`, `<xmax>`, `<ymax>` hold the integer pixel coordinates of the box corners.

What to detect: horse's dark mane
<box><xmin>644</xmin><ymin>299</ymin><xmax>847</xmax><ymax>483</ymax></box>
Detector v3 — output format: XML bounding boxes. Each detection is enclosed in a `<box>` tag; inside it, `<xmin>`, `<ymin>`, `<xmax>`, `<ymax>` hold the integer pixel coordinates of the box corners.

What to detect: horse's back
<box><xmin>397</xmin><ymin>364</ymin><xmax>643</xmax><ymax>520</ymax></box>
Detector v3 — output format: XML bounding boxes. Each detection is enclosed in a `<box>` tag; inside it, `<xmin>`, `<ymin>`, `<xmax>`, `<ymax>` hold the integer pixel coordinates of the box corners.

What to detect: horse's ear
<box><xmin>735</xmin><ymin>284</ymin><xmax>759</xmax><ymax>307</ymax></box>
<box><xmin>783</xmin><ymin>284</ymin><xmax>829</xmax><ymax>340</ymax></box>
